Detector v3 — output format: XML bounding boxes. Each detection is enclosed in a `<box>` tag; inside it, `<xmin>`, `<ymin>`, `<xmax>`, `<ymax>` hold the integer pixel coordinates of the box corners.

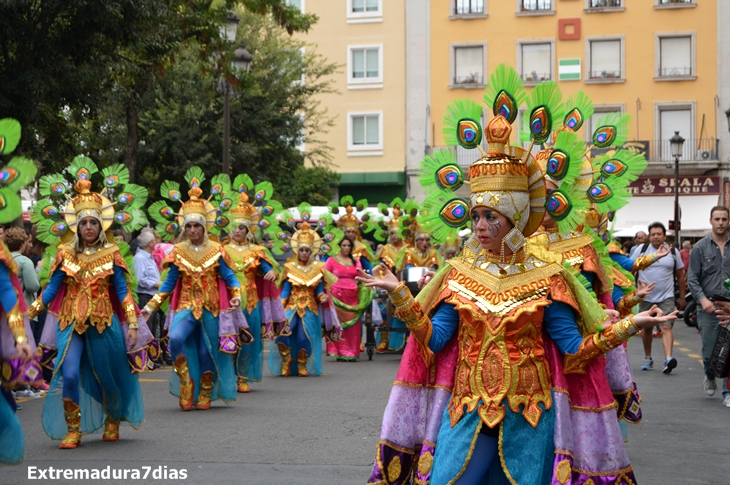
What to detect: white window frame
<box><xmin>347</xmin><ymin>111</ymin><xmax>384</xmax><ymax>156</ymax></box>
<box><xmin>654</xmin><ymin>0</ymin><xmax>696</xmax><ymax>9</ymax></box>
<box><xmin>585</xmin><ymin>104</ymin><xmax>625</xmax><ymax>143</ymax></box>
<box><xmin>347</xmin><ymin>0</ymin><xmax>383</xmax><ymax>23</ymax></box>
<box><xmin>347</xmin><ymin>44</ymin><xmax>384</xmax><ymax>89</ymax></box>
<box><xmin>285</xmin><ymin>0</ymin><xmax>305</xmax><ymax>13</ymax></box>
<box><xmin>449</xmin><ymin>42</ymin><xmax>487</xmax><ymax>90</ymax></box>
<box><xmin>654</xmin><ymin>32</ymin><xmax>696</xmax><ymax>81</ymax></box>
<box><xmin>654</xmin><ymin>102</ymin><xmax>696</xmax><ymax>162</ymax></box>
<box><xmin>450</xmin><ymin>0</ymin><xmax>488</xmax><ymax>19</ymax></box>
<box><xmin>584</xmin><ymin>35</ymin><xmax>625</xmax><ymax>84</ymax></box>
<box><xmin>516</xmin><ymin>39</ymin><xmax>555</xmax><ymax>86</ymax></box>
<box><xmin>515</xmin><ymin>0</ymin><xmax>555</xmax><ymax>16</ymax></box>
<box><xmin>584</xmin><ymin>0</ymin><xmax>624</xmax><ymax>12</ymax></box>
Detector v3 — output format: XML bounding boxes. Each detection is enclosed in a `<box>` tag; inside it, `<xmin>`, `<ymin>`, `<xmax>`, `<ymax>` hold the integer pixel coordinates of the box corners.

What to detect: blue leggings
<box><xmin>275</xmin><ymin>314</ymin><xmax>311</xmax><ymax>355</ymax></box>
<box><xmin>453</xmin><ymin>434</ymin><xmax>499</xmax><ymax>485</ymax></box>
<box><xmin>62</xmin><ymin>332</ymin><xmax>84</xmax><ymax>403</ymax></box>
<box><xmin>169</xmin><ymin>314</ymin><xmax>215</xmax><ymax>373</ymax></box>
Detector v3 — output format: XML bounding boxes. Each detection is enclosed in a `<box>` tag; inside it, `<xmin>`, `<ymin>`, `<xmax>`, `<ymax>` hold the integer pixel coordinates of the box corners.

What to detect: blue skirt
<box><xmin>237</xmin><ymin>305</ymin><xmax>263</xmax><ymax>382</ymax></box>
<box><xmin>0</xmin><ymin>388</ymin><xmax>23</xmax><ymax>464</ymax></box>
<box><xmin>268</xmin><ymin>308</ymin><xmax>324</xmax><ymax>376</ymax></box>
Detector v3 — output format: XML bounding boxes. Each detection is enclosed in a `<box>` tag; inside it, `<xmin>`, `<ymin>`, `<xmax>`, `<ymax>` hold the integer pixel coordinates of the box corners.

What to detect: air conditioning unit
<box><xmin>697</xmin><ymin>150</ymin><xmax>713</xmax><ymax>161</ymax></box>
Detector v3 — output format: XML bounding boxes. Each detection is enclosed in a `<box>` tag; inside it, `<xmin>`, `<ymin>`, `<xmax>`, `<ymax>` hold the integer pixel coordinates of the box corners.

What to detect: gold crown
<box><xmin>229</xmin><ymin>192</ymin><xmax>260</xmax><ymax>226</ymax></box>
<box><xmin>178</xmin><ymin>186</ymin><xmax>217</xmax><ymax>232</ymax></box>
<box><xmin>387</xmin><ymin>208</ymin><xmax>402</xmax><ymax>230</ymax></box>
<box><xmin>338</xmin><ymin>205</ymin><xmax>360</xmax><ymax>230</ymax></box>
<box><xmin>296</xmin><ymin>221</ymin><xmax>316</xmax><ymax>245</ymax></box>
<box><xmin>71</xmin><ymin>179</ymin><xmax>104</xmax><ymax>214</ymax></box>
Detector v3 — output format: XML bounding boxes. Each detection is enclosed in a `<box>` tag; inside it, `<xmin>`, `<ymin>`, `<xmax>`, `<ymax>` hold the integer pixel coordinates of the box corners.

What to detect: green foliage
<box><xmin>275</xmin><ymin>165</ymin><xmax>340</xmax><ymax>208</ymax></box>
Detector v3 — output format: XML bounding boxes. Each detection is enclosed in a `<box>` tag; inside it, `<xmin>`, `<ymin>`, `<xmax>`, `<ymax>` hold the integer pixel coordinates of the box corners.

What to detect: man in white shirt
<box><xmin>630</xmin><ymin>222</ymin><xmax>686</xmax><ymax>373</ymax></box>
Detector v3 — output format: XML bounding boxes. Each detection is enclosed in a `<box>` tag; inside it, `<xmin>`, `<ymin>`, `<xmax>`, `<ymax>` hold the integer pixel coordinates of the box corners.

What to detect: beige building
<box><xmin>289</xmin><ymin>0</ymin><xmax>408</xmax><ymax>203</ymax></box>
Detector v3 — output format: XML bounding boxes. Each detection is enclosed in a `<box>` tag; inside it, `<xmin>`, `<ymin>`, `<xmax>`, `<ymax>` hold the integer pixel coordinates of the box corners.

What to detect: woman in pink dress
<box><xmin>325</xmin><ymin>237</ymin><xmax>371</xmax><ymax>361</ymax></box>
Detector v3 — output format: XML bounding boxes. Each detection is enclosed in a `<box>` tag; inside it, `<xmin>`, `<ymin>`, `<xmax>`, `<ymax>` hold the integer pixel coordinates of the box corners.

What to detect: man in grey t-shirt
<box><xmin>630</xmin><ymin>222</ymin><xmax>685</xmax><ymax>374</ymax></box>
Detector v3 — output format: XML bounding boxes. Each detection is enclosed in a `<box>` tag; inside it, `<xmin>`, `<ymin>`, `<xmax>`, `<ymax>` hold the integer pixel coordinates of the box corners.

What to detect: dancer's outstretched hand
<box><xmin>632</xmin><ymin>305</ymin><xmax>679</xmax><ymax>329</ymax></box>
<box><xmin>635</xmin><ymin>279</ymin><xmax>656</xmax><ymax>299</ymax></box>
<box><xmin>418</xmin><ymin>270</ymin><xmax>436</xmax><ymax>289</ymax></box>
<box><xmin>356</xmin><ymin>264</ymin><xmax>399</xmax><ymax>292</ymax></box>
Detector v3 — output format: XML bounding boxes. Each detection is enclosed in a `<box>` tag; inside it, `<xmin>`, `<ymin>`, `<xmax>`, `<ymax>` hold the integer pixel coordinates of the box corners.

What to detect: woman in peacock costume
<box><xmin>219</xmin><ymin>174</ymin><xmax>287</xmax><ymax>392</ymax></box>
<box><xmin>373</xmin><ymin>198</ymin><xmax>410</xmax><ymax>353</ymax></box>
<box><xmin>328</xmin><ymin>195</ymin><xmax>376</xmax><ymax>271</ymax></box>
<box><xmin>268</xmin><ymin>210</ymin><xmax>342</xmax><ymax>376</ymax></box>
<box><xmin>0</xmin><ymin>118</ymin><xmax>43</xmax><ymax>463</ymax></box>
<box><xmin>359</xmin><ymin>64</ymin><xmax>677</xmax><ymax>485</ymax></box>
<box><xmin>29</xmin><ymin>156</ymin><xmax>156</xmax><ymax>448</ymax></box>
<box><xmin>142</xmin><ymin>167</ymin><xmax>246</xmax><ymax>411</ymax></box>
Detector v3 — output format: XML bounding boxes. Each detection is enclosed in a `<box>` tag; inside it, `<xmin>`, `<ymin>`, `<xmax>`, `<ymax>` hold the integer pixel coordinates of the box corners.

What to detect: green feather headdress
<box><xmin>0</xmin><ymin>119</ymin><xmax>38</xmax><ymax>224</ymax></box>
<box><xmin>520</xmin><ymin>80</ymin><xmax>565</xmax><ymax>145</ymax></box>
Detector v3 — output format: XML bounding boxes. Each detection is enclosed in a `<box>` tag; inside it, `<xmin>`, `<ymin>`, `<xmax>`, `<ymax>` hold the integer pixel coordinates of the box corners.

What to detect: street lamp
<box><xmin>725</xmin><ymin>106</ymin><xmax>730</xmax><ymax>132</ymax></box>
<box><xmin>670</xmin><ymin>131</ymin><xmax>685</xmax><ymax>246</ymax></box>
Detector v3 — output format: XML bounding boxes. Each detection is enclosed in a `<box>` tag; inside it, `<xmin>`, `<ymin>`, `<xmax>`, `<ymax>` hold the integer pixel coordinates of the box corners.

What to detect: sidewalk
<box><xmin>625</xmin><ymin>321</ymin><xmax>730</xmax><ymax>484</ymax></box>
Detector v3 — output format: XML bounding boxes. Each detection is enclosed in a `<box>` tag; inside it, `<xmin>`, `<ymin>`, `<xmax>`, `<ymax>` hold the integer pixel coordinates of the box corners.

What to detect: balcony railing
<box><xmin>660</xmin><ymin>0</ymin><xmax>691</xmax><ymax>3</ymax></box>
<box><xmin>521</xmin><ymin>0</ymin><xmax>551</xmax><ymax>11</ymax></box>
<box><xmin>453</xmin><ymin>74</ymin><xmax>484</xmax><ymax>85</ymax></box>
<box><xmin>658</xmin><ymin>67</ymin><xmax>692</xmax><ymax>77</ymax></box>
<box><xmin>590</xmin><ymin>0</ymin><xmax>622</xmax><ymax>6</ymax></box>
<box><xmin>589</xmin><ymin>69</ymin><xmax>621</xmax><ymax>79</ymax></box>
<box><xmin>522</xmin><ymin>72</ymin><xmax>551</xmax><ymax>82</ymax></box>
<box><xmin>455</xmin><ymin>0</ymin><xmax>484</xmax><ymax>14</ymax></box>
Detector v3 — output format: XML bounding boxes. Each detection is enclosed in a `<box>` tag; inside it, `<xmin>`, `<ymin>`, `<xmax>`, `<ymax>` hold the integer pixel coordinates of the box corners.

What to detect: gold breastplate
<box><xmin>171</xmin><ymin>242</ymin><xmax>223</xmax><ymax>319</ymax></box>
<box><xmin>283</xmin><ymin>262</ymin><xmax>324</xmax><ymax>317</ymax></box>
<box><xmin>225</xmin><ymin>244</ymin><xmax>263</xmax><ymax>313</ymax></box>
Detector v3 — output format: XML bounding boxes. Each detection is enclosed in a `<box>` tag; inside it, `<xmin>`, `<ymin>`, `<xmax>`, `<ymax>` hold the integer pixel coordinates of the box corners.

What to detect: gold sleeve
<box><xmin>617</xmin><ymin>290</ymin><xmax>644</xmax><ymax>318</ymax></box>
<box><xmin>632</xmin><ymin>254</ymin><xmax>658</xmax><ymax>272</ymax></box>
<box><xmin>27</xmin><ymin>297</ymin><xmax>46</xmax><ymax>320</ymax></box>
<box><xmin>563</xmin><ymin>316</ymin><xmax>640</xmax><ymax>374</ymax></box>
<box><xmin>228</xmin><ymin>286</ymin><xmax>242</xmax><ymax>300</ymax></box>
<box><xmin>388</xmin><ymin>282</ymin><xmax>435</xmax><ymax>367</ymax></box>
<box><xmin>7</xmin><ymin>303</ymin><xmax>28</xmax><ymax>344</ymax></box>
<box><xmin>121</xmin><ymin>292</ymin><xmax>138</xmax><ymax>328</ymax></box>
<box><xmin>143</xmin><ymin>292</ymin><xmax>170</xmax><ymax>314</ymax></box>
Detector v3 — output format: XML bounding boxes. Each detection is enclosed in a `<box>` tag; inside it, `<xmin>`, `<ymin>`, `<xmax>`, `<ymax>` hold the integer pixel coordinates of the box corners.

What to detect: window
<box><xmin>451</xmin><ymin>44</ymin><xmax>485</xmax><ymax>87</ymax></box>
<box><xmin>657</xmin><ymin>105</ymin><xmax>693</xmax><ymax>161</ymax></box>
<box><xmin>660</xmin><ymin>0</ymin><xmax>691</xmax><ymax>3</ymax></box>
<box><xmin>586</xmin><ymin>37</ymin><xmax>623</xmax><ymax>81</ymax></box>
<box><xmin>588</xmin><ymin>0</ymin><xmax>621</xmax><ymax>7</ymax></box>
<box><xmin>285</xmin><ymin>0</ymin><xmax>304</xmax><ymax>12</ymax></box>
<box><xmin>348</xmin><ymin>45</ymin><xmax>383</xmax><ymax>87</ymax></box>
<box><xmin>455</xmin><ymin>0</ymin><xmax>485</xmax><ymax>14</ymax></box>
<box><xmin>655</xmin><ymin>0</ymin><xmax>695</xmax><ymax>8</ymax></box>
<box><xmin>347</xmin><ymin>0</ymin><xmax>382</xmax><ymax>21</ymax></box>
<box><xmin>519</xmin><ymin>42</ymin><xmax>552</xmax><ymax>83</ymax></box>
<box><xmin>656</xmin><ymin>34</ymin><xmax>694</xmax><ymax>79</ymax></box>
<box><xmin>586</xmin><ymin>106</ymin><xmax>624</xmax><ymax>142</ymax></box>
<box><xmin>348</xmin><ymin>112</ymin><xmax>383</xmax><ymax>154</ymax></box>
<box><xmin>520</xmin><ymin>0</ymin><xmax>551</xmax><ymax>11</ymax></box>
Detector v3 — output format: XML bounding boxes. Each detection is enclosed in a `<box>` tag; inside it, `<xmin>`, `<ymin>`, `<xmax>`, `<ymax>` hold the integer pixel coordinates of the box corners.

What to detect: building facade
<box><xmin>290</xmin><ymin>0</ymin><xmax>408</xmax><ymax>203</ymax></box>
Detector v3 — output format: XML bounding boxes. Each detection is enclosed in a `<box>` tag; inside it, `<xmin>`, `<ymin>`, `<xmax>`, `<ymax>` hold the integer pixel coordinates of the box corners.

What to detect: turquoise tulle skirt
<box><xmin>168</xmin><ymin>309</ymin><xmax>237</xmax><ymax>404</ymax></box>
<box><xmin>269</xmin><ymin>308</ymin><xmax>324</xmax><ymax>376</ymax></box>
<box><xmin>237</xmin><ymin>305</ymin><xmax>263</xmax><ymax>382</ymax></box>
<box><xmin>0</xmin><ymin>389</ymin><xmax>23</xmax><ymax>464</ymax></box>
<box><xmin>42</xmin><ymin>318</ymin><xmax>144</xmax><ymax>440</ymax></box>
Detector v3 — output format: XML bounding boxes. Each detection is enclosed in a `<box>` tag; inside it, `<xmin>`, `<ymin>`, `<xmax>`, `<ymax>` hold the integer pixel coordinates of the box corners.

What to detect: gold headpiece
<box><xmin>64</xmin><ymin>179</ymin><xmax>115</xmax><ymax>233</ymax></box>
<box><xmin>337</xmin><ymin>205</ymin><xmax>360</xmax><ymax>230</ymax></box>
<box><xmin>178</xmin><ymin>186</ymin><xmax>217</xmax><ymax>232</ymax></box>
<box><xmin>228</xmin><ymin>192</ymin><xmax>260</xmax><ymax>228</ymax></box>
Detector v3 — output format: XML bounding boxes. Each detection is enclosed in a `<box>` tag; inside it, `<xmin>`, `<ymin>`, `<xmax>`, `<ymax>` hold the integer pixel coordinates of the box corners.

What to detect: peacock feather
<box><xmin>595</xmin><ymin>150</ymin><xmax>647</xmax><ymax>184</ymax></box>
<box><xmin>254</xmin><ymin>181</ymin><xmax>275</xmax><ymax>203</ymax></box>
<box><xmin>546</xmin><ymin>130</ymin><xmax>585</xmax><ymax>186</ymax></box>
<box><xmin>101</xmin><ymin>164</ymin><xmax>130</xmax><ymax>189</ymax></box>
<box><xmin>160</xmin><ymin>180</ymin><xmax>182</xmax><ymax>202</ymax></box>
<box><xmin>0</xmin><ymin>188</ymin><xmax>22</xmax><ymax>224</ymax></box>
<box><xmin>340</xmin><ymin>195</ymin><xmax>354</xmax><ymax>207</ymax></box>
<box><xmin>38</xmin><ymin>174</ymin><xmax>67</xmax><ymax>198</ymax></box>
<box><xmin>419</xmin><ymin>192</ymin><xmax>470</xmax><ymax>243</ymax></box>
<box><xmin>545</xmin><ymin>185</ymin><xmax>589</xmax><ymax>234</ymax></box>
<box><xmin>114</xmin><ymin>208</ymin><xmax>148</xmax><ymax>232</ymax></box>
<box><xmin>68</xmin><ymin>155</ymin><xmax>98</xmax><ymax>182</ymax></box>
<box><xmin>36</xmin><ymin>218</ymin><xmax>69</xmax><ymax>244</ymax></box>
<box><xmin>521</xmin><ymin>81</ymin><xmax>564</xmax><ymax>145</ymax></box>
<box><xmin>483</xmin><ymin>64</ymin><xmax>527</xmax><ymax>124</ymax></box>
<box><xmin>30</xmin><ymin>200</ymin><xmax>61</xmax><ymax>224</ymax></box>
<box><xmin>587</xmin><ymin>176</ymin><xmax>631</xmax><ymax>213</ymax></box>
<box><xmin>0</xmin><ymin>157</ymin><xmax>37</xmax><ymax>192</ymax></box>
<box><xmin>591</xmin><ymin>113</ymin><xmax>631</xmax><ymax>149</ymax></box>
<box><xmin>233</xmin><ymin>174</ymin><xmax>254</xmax><ymax>194</ymax></box>
<box><xmin>418</xmin><ymin>149</ymin><xmax>465</xmax><ymax>195</ymax></box>
<box><xmin>563</xmin><ymin>91</ymin><xmax>594</xmax><ymax>132</ymax></box>
<box><xmin>355</xmin><ymin>198</ymin><xmax>368</xmax><ymax>212</ymax></box>
<box><xmin>116</xmin><ymin>183</ymin><xmax>148</xmax><ymax>208</ymax></box>
<box><xmin>298</xmin><ymin>202</ymin><xmax>313</xmax><ymax>222</ymax></box>
<box><xmin>442</xmin><ymin>98</ymin><xmax>484</xmax><ymax>149</ymax></box>
<box><xmin>210</xmin><ymin>174</ymin><xmax>231</xmax><ymax>198</ymax></box>
<box><xmin>185</xmin><ymin>166</ymin><xmax>206</xmax><ymax>189</ymax></box>
<box><xmin>0</xmin><ymin>118</ymin><xmax>22</xmax><ymax>156</ymax></box>
<box><xmin>148</xmin><ymin>200</ymin><xmax>176</xmax><ymax>224</ymax></box>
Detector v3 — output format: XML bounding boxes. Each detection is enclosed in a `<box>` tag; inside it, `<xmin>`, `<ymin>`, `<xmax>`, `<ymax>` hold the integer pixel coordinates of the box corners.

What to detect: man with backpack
<box><xmin>630</xmin><ymin>221</ymin><xmax>686</xmax><ymax>373</ymax></box>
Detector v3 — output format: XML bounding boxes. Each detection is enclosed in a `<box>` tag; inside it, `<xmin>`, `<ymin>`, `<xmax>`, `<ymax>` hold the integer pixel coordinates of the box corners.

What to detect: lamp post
<box><xmin>670</xmin><ymin>131</ymin><xmax>685</xmax><ymax>246</ymax></box>
<box><xmin>725</xmin><ymin>106</ymin><xmax>730</xmax><ymax>133</ymax></box>
<box><xmin>219</xmin><ymin>12</ymin><xmax>252</xmax><ymax>176</ymax></box>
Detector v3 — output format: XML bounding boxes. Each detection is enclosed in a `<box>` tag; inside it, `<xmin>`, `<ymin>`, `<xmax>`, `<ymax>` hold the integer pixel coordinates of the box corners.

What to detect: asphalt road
<box><xmin>4</xmin><ymin>321</ymin><xmax>729</xmax><ymax>485</ymax></box>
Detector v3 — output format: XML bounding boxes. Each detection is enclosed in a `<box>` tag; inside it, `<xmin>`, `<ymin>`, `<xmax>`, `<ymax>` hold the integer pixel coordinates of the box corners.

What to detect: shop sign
<box><xmin>627</xmin><ymin>176</ymin><xmax>720</xmax><ymax>196</ymax></box>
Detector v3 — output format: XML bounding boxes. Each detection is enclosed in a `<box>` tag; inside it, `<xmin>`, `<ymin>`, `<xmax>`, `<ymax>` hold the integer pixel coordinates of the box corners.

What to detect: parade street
<box><xmin>4</xmin><ymin>321</ymin><xmax>730</xmax><ymax>485</ymax></box>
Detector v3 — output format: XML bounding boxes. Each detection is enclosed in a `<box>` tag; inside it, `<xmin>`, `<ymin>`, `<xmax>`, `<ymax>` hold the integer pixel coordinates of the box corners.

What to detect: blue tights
<box><xmin>453</xmin><ymin>434</ymin><xmax>498</xmax><ymax>485</ymax></box>
<box><xmin>62</xmin><ymin>332</ymin><xmax>84</xmax><ymax>403</ymax></box>
<box><xmin>169</xmin><ymin>314</ymin><xmax>215</xmax><ymax>373</ymax></box>
<box><xmin>275</xmin><ymin>314</ymin><xmax>310</xmax><ymax>355</ymax></box>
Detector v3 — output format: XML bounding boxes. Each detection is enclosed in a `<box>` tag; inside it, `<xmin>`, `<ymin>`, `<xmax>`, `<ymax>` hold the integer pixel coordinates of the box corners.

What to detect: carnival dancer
<box><xmin>360</xmin><ymin>64</ymin><xmax>677</xmax><ymax>485</ymax></box>
<box><xmin>143</xmin><ymin>167</ymin><xmax>247</xmax><ymax>411</ymax></box>
<box><xmin>222</xmin><ymin>174</ymin><xmax>287</xmax><ymax>393</ymax></box>
<box><xmin>394</xmin><ymin>221</ymin><xmax>443</xmax><ymax>272</ymax></box>
<box><xmin>30</xmin><ymin>157</ymin><xmax>156</xmax><ymax>448</ymax></box>
<box><xmin>0</xmin><ymin>118</ymin><xmax>42</xmax><ymax>463</ymax></box>
<box><xmin>324</xmin><ymin>236</ymin><xmax>374</xmax><ymax>361</ymax></box>
<box><xmin>373</xmin><ymin>198</ymin><xmax>408</xmax><ymax>353</ymax></box>
<box><xmin>329</xmin><ymin>196</ymin><xmax>375</xmax><ymax>272</ymax></box>
<box><xmin>440</xmin><ymin>234</ymin><xmax>463</xmax><ymax>260</ymax></box>
<box><xmin>269</xmin><ymin>215</ymin><xmax>342</xmax><ymax>376</ymax></box>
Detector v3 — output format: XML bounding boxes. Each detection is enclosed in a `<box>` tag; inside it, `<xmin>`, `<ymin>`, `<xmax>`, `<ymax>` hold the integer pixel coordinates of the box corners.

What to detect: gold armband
<box><xmin>617</xmin><ymin>290</ymin><xmax>644</xmax><ymax>317</ymax></box>
<box><xmin>27</xmin><ymin>299</ymin><xmax>45</xmax><ymax>320</ymax></box>
<box><xmin>596</xmin><ymin>316</ymin><xmax>640</xmax><ymax>353</ymax></box>
<box><xmin>633</xmin><ymin>253</ymin><xmax>658</xmax><ymax>272</ymax></box>
<box><xmin>128</xmin><ymin>321</ymin><xmax>138</xmax><ymax>330</ymax></box>
<box><xmin>144</xmin><ymin>292</ymin><xmax>169</xmax><ymax>313</ymax></box>
<box><xmin>564</xmin><ymin>316</ymin><xmax>639</xmax><ymax>374</ymax></box>
<box><xmin>7</xmin><ymin>304</ymin><xmax>27</xmax><ymax>344</ymax></box>
<box><xmin>122</xmin><ymin>293</ymin><xmax>137</xmax><ymax>325</ymax></box>
<box><xmin>229</xmin><ymin>286</ymin><xmax>242</xmax><ymax>300</ymax></box>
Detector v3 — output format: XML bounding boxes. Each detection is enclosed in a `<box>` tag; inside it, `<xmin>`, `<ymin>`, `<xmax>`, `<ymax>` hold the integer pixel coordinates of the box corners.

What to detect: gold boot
<box><xmin>278</xmin><ymin>343</ymin><xmax>292</xmax><ymax>377</ymax></box>
<box><xmin>173</xmin><ymin>355</ymin><xmax>194</xmax><ymax>411</ymax></box>
<box><xmin>196</xmin><ymin>370</ymin><xmax>214</xmax><ymax>410</ymax></box>
<box><xmin>297</xmin><ymin>349</ymin><xmax>309</xmax><ymax>377</ymax></box>
<box><xmin>59</xmin><ymin>399</ymin><xmax>81</xmax><ymax>449</ymax></box>
<box><xmin>237</xmin><ymin>378</ymin><xmax>251</xmax><ymax>393</ymax></box>
<box><xmin>376</xmin><ymin>332</ymin><xmax>389</xmax><ymax>353</ymax></box>
<box><xmin>102</xmin><ymin>417</ymin><xmax>120</xmax><ymax>442</ymax></box>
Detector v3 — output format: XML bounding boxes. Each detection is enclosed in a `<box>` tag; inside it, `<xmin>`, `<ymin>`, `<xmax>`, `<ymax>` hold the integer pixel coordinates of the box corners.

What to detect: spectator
<box><xmin>630</xmin><ymin>222</ymin><xmax>685</xmax><ymax>374</ymax></box>
<box><xmin>622</xmin><ymin>240</ymin><xmax>634</xmax><ymax>254</ymax></box>
<box><xmin>133</xmin><ymin>230</ymin><xmax>163</xmax><ymax>365</ymax></box>
<box><xmin>634</xmin><ymin>231</ymin><xmax>648</xmax><ymax>246</ymax></box>
<box><xmin>687</xmin><ymin>206</ymin><xmax>730</xmax><ymax>407</ymax></box>
<box><xmin>680</xmin><ymin>240</ymin><xmax>692</xmax><ymax>272</ymax></box>
<box><xmin>26</xmin><ymin>225</ymin><xmax>47</xmax><ymax>268</ymax></box>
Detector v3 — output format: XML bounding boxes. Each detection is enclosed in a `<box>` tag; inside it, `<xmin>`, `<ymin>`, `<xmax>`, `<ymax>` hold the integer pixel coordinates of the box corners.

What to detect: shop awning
<box><xmin>612</xmin><ymin>195</ymin><xmax>719</xmax><ymax>238</ymax></box>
